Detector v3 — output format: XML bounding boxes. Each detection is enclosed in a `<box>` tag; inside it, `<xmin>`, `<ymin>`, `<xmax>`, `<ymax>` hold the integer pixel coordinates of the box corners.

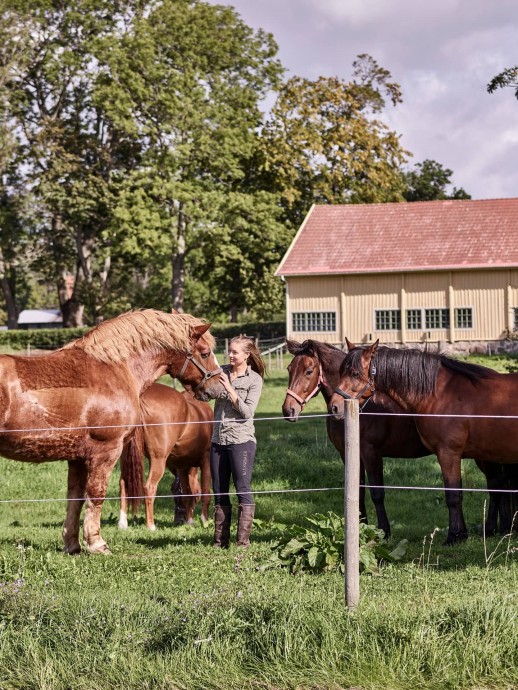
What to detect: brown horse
<box><xmin>330</xmin><ymin>341</ymin><xmax>518</xmax><ymax>544</ymax></box>
<box><xmin>282</xmin><ymin>339</ymin><xmax>430</xmax><ymax>537</ymax></box>
<box><xmin>118</xmin><ymin>384</ymin><xmax>213</xmax><ymax>530</ymax></box>
<box><xmin>0</xmin><ymin>309</ymin><xmax>224</xmax><ymax>554</ymax></box>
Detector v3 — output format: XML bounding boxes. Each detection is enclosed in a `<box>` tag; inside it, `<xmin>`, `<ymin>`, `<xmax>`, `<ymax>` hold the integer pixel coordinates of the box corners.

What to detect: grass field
<box><xmin>0</xmin><ymin>355</ymin><xmax>517</xmax><ymax>689</ymax></box>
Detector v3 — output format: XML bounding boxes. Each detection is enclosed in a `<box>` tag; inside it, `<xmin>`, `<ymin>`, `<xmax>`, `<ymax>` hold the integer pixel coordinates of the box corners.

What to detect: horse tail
<box><xmin>121</xmin><ymin>423</ymin><xmax>144</xmax><ymax>515</ymax></box>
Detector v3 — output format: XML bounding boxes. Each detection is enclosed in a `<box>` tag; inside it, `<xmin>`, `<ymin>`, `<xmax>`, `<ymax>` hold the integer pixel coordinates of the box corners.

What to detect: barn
<box><xmin>275</xmin><ymin>199</ymin><xmax>518</xmax><ymax>354</ymax></box>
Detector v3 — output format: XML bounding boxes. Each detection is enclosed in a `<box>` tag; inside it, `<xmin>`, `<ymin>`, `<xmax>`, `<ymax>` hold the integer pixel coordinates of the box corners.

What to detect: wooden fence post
<box><xmin>344</xmin><ymin>398</ymin><xmax>360</xmax><ymax>610</ymax></box>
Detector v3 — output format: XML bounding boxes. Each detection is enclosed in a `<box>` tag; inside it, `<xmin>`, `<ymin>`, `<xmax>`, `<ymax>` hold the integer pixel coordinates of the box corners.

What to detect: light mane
<box><xmin>61</xmin><ymin>309</ymin><xmax>215</xmax><ymax>364</ymax></box>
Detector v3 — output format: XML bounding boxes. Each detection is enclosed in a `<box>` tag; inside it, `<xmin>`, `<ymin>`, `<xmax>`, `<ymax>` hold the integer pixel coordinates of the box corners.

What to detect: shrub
<box><xmin>265</xmin><ymin>511</ymin><xmax>408</xmax><ymax>575</ymax></box>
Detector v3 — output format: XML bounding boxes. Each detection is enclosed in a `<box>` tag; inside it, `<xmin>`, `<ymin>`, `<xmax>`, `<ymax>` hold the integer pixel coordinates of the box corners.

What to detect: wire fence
<box><xmin>0</xmin><ymin>409</ymin><xmax>518</xmax><ymax>505</ymax></box>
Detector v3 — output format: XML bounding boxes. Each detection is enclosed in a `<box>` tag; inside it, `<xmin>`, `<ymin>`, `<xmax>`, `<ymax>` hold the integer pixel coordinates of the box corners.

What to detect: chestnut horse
<box><xmin>0</xmin><ymin>309</ymin><xmax>224</xmax><ymax>554</ymax></box>
<box><xmin>330</xmin><ymin>341</ymin><xmax>518</xmax><ymax>544</ymax></box>
<box><xmin>118</xmin><ymin>385</ymin><xmax>213</xmax><ymax>530</ymax></box>
<box><xmin>282</xmin><ymin>339</ymin><xmax>430</xmax><ymax>537</ymax></box>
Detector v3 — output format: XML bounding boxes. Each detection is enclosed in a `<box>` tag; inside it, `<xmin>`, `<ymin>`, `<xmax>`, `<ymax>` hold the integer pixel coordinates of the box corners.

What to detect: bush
<box><xmin>0</xmin><ymin>320</ymin><xmax>286</xmax><ymax>352</ymax></box>
<box><xmin>264</xmin><ymin>511</ymin><xmax>408</xmax><ymax>575</ymax></box>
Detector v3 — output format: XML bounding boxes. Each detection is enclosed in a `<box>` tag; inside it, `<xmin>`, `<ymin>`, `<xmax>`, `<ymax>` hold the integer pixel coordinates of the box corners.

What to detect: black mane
<box><xmin>340</xmin><ymin>346</ymin><xmax>497</xmax><ymax>403</ymax></box>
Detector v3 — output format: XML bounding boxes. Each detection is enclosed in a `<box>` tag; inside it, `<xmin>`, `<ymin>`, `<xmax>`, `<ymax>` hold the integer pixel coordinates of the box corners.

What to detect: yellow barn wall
<box><xmin>285</xmin><ymin>269</ymin><xmax>518</xmax><ymax>344</ymax></box>
<box><xmin>286</xmin><ymin>276</ymin><xmax>342</xmax><ymax>343</ymax></box>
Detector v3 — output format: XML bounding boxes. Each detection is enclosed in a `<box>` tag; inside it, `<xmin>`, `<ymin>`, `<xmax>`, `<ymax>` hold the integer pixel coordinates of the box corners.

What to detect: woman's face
<box><xmin>229</xmin><ymin>341</ymin><xmax>249</xmax><ymax>368</ymax></box>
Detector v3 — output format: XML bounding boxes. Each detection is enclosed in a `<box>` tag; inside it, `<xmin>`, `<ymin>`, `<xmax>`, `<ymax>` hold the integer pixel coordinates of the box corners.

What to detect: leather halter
<box><xmin>177</xmin><ymin>351</ymin><xmax>222</xmax><ymax>394</ymax></box>
<box><xmin>333</xmin><ymin>358</ymin><xmax>377</xmax><ymax>407</ymax></box>
<box><xmin>286</xmin><ymin>362</ymin><xmax>325</xmax><ymax>409</ymax></box>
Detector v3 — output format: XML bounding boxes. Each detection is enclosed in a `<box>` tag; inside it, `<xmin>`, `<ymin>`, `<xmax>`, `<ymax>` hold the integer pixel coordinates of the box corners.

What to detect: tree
<box><xmin>98</xmin><ymin>0</ymin><xmax>284</xmax><ymax>315</ymax></box>
<box><xmin>0</xmin><ymin>1</ymin><xmax>142</xmax><ymax>326</ymax></box>
<box><xmin>260</xmin><ymin>54</ymin><xmax>410</xmax><ymax>227</ymax></box>
<box><xmin>487</xmin><ymin>66</ymin><xmax>518</xmax><ymax>100</ymax></box>
<box><xmin>403</xmin><ymin>159</ymin><xmax>471</xmax><ymax>202</ymax></box>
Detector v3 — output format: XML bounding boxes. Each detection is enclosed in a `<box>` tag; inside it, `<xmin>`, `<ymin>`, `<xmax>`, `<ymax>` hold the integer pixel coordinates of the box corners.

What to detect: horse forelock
<box><xmin>61</xmin><ymin>310</ymin><xmax>213</xmax><ymax>364</ymax></box>
<box><xmin>288</xmin><ymin>339</ymin><xmax>343</xmax><ymax>370</ymax></box>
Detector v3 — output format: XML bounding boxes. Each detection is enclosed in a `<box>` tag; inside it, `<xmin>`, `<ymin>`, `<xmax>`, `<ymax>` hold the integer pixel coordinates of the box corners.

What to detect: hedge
<box><xmin>0</xmin><ymin>321</ymin><xmax>286</xmax><ymax>352</ymax></box>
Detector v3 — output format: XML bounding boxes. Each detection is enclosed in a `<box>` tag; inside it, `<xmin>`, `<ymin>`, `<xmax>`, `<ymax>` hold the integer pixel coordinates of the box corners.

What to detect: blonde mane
<box><xmin>61</xmin><ymin>309</ymin><xmax>215</xmax><ymax>364</ymax></box>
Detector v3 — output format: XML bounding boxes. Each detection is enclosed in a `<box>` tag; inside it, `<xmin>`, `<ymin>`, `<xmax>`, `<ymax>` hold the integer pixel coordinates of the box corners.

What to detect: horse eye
<box><xmin>305</xmin><ymin>369</ymin><xmax>313</xmax><ymax>376</ymax></box>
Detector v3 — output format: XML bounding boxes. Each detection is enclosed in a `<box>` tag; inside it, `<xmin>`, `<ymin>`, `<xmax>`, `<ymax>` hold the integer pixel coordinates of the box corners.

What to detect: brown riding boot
<box><xmin>213</xmin><ymin>505</ymin><xmax>232</xmax><ymax>548</ymax></box>
<box><xmin>236</xmin><ymin>504</ymin><xmax>255</xmax><ymax>548</ymax></box>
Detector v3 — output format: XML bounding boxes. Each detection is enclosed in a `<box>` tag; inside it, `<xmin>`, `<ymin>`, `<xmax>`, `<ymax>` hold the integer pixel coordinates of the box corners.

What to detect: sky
<box><xmin>210</xmin><ymin>0</ymin><xmax>518</xmax><ymax>200</ymax></box>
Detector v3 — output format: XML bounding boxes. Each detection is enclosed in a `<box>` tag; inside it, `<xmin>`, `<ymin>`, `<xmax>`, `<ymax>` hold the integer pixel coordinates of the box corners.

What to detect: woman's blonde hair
<box><xmin>230</xmin><ymin>335</ymin><xmax>266</xmax><ymax>378</ymax></box>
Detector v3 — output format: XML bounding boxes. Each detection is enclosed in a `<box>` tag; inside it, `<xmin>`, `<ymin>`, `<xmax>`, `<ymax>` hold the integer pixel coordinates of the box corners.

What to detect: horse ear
<box><xmin>171</xmin><ymin>308</ymin><xmax>180</xmax><ymax>314</ymax></box>
<box><xmin>192</xmin><ymin>323</ymin><xmax>211</xmax><ymax>340</ymax></box>
<box><xmin>371</xmin><ymin>340</ymin><xmax>379</xmax><ymax>354</ymax></box>
<box><xmin>285</xmin><ymin>338</ymin><xmax>300</xmax><ymax>354</ymax></box>
<box><xmin>345</xmin><ymin>337</ymin><xmax>356</xmax><ymax>352</ymax></box>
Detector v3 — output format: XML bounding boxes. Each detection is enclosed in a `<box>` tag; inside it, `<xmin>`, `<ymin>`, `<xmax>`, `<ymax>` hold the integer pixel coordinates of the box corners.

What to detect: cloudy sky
<box><xmin>211</xmin><ymin>0</ymin><xmax>517</xmax><ymax>200</ymax></box>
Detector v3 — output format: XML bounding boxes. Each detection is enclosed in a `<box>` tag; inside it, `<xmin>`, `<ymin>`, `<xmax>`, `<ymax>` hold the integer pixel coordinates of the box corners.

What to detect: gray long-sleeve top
<box><xmin>211</xmin><ymin>364</ymin><xmax>263</xmax><ymax>445</ymax></box>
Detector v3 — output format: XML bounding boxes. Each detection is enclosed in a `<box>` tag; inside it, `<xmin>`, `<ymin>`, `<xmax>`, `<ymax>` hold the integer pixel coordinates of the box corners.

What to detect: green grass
<box><xmin>0</xmin><ymin>359</ymin><xmax>517</xmax><ymax>689</ymax></box>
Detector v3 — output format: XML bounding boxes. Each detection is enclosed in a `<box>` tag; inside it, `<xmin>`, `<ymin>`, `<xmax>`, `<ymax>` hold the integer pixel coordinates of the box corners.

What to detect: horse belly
<box><xmin>465</xmin><ymin>418</ymin><xmax>518</xmax><ymax>463</ymax></box>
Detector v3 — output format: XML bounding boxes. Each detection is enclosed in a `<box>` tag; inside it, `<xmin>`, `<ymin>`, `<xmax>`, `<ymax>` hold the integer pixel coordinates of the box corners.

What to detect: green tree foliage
<box><xmin>97</xmin><ymin>0</ymin><xmax>285</xmax><ymax>318</ymax></box>
<box><xmin>0</xmin><ymin>0</ymin><xmax>142</xmax><ymax>326</ymax></box>
<box><xmin>260</xmin><ymin>54</ymin><xmax>410</xmax><ymax>227</ymax></box>
<box><xmin>487</xmin><ymin>65</ymin><xmax>518</xmax><ymax>100</ymax></box>
<box><xmin>403</xmin><ymin>159</ymin><xmax>471</xmax><ymax>202</ymax></box>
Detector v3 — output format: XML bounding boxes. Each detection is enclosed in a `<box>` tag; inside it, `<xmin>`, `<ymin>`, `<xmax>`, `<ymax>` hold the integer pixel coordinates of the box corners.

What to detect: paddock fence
<box><xmin>1</xmin><ymin>406</ymin><xmax>518</xmax><ymax>610</ymax></box>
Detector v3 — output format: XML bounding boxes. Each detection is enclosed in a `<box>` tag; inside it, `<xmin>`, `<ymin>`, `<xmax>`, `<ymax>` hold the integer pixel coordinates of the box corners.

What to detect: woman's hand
<box><xmin>219</xmin><ymin>370</ymin><xmax>234</xmax><ymax>394</ymax></box>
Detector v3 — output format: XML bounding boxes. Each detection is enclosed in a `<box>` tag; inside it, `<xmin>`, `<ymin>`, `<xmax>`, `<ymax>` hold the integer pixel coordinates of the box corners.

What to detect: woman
<box><xmin>211</xmin><ymin>335</ymin><xmax>265</xmax><ymax>548</ymax></box>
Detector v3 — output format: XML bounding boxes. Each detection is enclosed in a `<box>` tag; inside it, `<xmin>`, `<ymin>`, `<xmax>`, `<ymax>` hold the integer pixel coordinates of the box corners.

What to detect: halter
<box><xmin>286</xmin><ymin>362</ymin><xmax>326</xmax><ymax>409</ymax></box>
<box><xmin>333</xmin><ymin>358</ymin><xmax>377</xmax><ymax>409</ymax></box>
<box><xmin>177</xmin><ymin>351</ymin><xmax>222</xmax><ymax>394</ymax></box>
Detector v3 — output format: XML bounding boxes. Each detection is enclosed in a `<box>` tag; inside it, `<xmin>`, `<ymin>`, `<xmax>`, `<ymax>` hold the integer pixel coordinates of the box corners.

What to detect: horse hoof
<box><xmin>63</xmin><ymin>543</ymin><xmax>81</xmax><ymax>555</ymax></box>
<box><xmin>444</xmin><ymin>531</ymin><xmax>468</xmax><ymax>546</ymax></box>
<box><xmin>88</xmin><ymin>540</ymin><xmax>112</xmax><ymax>555</ymax></box>
<box><xmin>147</xmin><ymin>524</ymin><xmax>157</xmax><ymax>532</ymax></box>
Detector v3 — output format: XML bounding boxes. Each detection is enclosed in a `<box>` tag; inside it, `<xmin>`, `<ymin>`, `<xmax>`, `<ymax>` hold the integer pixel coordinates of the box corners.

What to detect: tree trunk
<box><xmin>171</xmin><ymin>207</ymin><xmax>186</xmax><ymax>312</ymax></box>
<box><xmin>0</xmin><ymin>247</ymin><xmax>18</xmax><ymax>329</ymax></box>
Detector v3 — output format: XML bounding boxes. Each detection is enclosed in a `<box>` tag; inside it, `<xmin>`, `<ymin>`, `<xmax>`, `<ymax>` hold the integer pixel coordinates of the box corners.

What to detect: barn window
<box><xmin>454</xmin><ymin>308</ymin><xmax>473</xmax><ymax>329</ymax></box>
<box><xmin>406</xmin><ymin>309</ymin><xmax>422</xmax><ymax>330</ymax></box>
<box><xmin>375</xmin><ymin>309</ymin><xmax>401</xmax><ymax>331</ymax></box>
<box><xmin>425</xmin><ymin>308</ymin><xmax>450</xmax><ymax>329</ymax></box>
<box><xmin>292</xmin><ymin>311</ymin><xmax>336</xmax><ymax>332</ymax></box>
<box><xmin>514</xmin><ymin>308</ymin><xmax>518</xmax><ymax>332</ymax></box>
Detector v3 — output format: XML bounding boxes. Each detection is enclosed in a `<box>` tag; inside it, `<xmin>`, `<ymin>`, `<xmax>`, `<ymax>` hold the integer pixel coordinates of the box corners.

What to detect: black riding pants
<box><xmin>210</xmin><ymin>441</ymin><xmax>256</xmax><ymax>506</ymax></box>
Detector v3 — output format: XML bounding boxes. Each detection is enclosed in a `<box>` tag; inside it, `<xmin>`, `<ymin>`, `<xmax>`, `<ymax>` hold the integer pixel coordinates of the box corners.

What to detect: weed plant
<box><xmin>0</xmin><ymin>358</ymin><xmax>516</xmax><ymax>689</ymax></box>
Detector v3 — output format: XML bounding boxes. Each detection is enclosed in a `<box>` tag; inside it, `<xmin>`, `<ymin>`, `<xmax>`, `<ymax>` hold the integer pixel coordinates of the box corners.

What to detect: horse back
<box><xmin>140</xmin><ymin>383</ymin><xmax>213</xmax><ymax>469</ymax></box>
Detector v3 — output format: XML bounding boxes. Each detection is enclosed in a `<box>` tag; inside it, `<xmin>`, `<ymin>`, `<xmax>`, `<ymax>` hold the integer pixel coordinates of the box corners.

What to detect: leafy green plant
<box><xmin>264</xmin><ymin>511</ymin><xmax>408</xmax><ymax>575</ymax></box>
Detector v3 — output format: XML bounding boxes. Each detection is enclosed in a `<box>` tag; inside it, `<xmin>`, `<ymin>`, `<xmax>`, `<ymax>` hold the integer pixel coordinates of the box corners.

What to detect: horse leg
<box><xmin>177</xmin><ymin>468</ymin><xmax>197</xmax><ymax>525</ymax></box>
<box><xmin>144</xmin><ymin>454</ymin><xmax>167</xmax><ymax>531</ymax></box>
<box><xmin>438</xmin><ymin>450</ymin><xmax>468</xmax><ymax>545</ymax></box>
<box><xmin>362</xmin><ymin>447</ymin><xmax>390</xmax><ymax>539</ymax></box>
<box><xmin>475</xmin><ymin>460</ymin><xmax>509</xmax><ymax>536</ymax></box>
<box><xmin>82</xmin><ymin>451</ymin><xmax>120</xmax><ymax>555</ymax></box>
<box><xmin>118</xmin><ymin>445</ymin><xmax>129</xmax><ymax>529</ymax></box>
<box><xmin>359</xmin><ymin>460</ymin><xmax>368</xmax><ymax>524</ymax></box>
<box><xmin>185</xmin><ymin>467</ymin><xmax>201</xmax><ymax>525</ymax></box>
<box><xmin>172</xmin><ymin>472</ymin><xmax>187</xmax><ymax>525</ymax></box>
<box><xmin>62</xmin><ymin>459</ymin><xmax>87</xmax><ymax>555</ymax></box>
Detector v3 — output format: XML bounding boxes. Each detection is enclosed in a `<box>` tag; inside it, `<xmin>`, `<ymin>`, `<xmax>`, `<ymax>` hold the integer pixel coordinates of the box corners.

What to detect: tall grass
<box><xmin>0</xmin><ymin>359</ymin><xmax>517</xmax><ymax>689</ymax></box>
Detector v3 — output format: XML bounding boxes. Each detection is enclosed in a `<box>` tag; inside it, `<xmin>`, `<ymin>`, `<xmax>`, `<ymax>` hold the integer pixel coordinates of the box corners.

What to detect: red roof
<box><xmin>275</xmin><ymin>199</ymin><xmax>518</xmax><ymax>276</ymax></box>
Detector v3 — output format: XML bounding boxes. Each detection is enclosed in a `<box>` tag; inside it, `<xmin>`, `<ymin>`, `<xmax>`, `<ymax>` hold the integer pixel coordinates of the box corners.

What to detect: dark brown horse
<box><xmin>282</xmin><ymin>339</ymin><xmax>430</xmax><ymax>537</ymax></box>
<box><xmin>330</xmin><ymin>341</ymin><xmax>518</xmax><ymax>543</ymax></box>
<box><xmin>0</xmin><ymin>309</ymin><xmax>224</xmax><ymax>554</ymax></box>
<box><xmin>119</xmin><ymin>384</ymin><xmax>213</xmax><ymax>529</ymax></box>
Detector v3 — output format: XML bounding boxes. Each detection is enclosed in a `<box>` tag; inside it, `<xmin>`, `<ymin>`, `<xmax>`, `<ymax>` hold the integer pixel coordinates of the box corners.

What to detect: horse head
<box><xmin>283</xmin><ymin>339</ymin><xmax>325</xmax><ymax>421</ymax></box>
<box><xmin>329</xmin><ymin>340</ymin><xmax>379</xmax><ymax>419</ymax></box>
<box><xmin>169</xmin><ymin>323</ymin><xmax>224</xmax><ymax>402</ymax></box>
